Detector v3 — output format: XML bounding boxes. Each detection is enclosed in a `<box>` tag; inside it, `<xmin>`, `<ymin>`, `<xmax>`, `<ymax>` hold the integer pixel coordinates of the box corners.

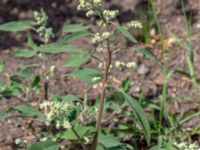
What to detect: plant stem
<box><xmin>91</xmin><ymin>39</ymin><xmax>112</xmax><ymax>150</ymax></box>
<box><xmin>71</xmin><ymin>127</ymin><xmax>87</xmax><ymax>150</ymax></box>
<box><xmin>43</xmin><ymin>55</ymin><xmax>49</xmax><ymax>101</ymax></box>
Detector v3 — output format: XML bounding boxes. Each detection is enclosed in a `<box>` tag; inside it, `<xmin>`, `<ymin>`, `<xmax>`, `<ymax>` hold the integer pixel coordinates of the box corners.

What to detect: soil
<box><xmin>0</xmin><ymin>0</ymin><xmax>200</xmax><ymax>149</ymax></box>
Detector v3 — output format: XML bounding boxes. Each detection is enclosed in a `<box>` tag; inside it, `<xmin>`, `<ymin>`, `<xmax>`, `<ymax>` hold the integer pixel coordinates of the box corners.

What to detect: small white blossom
<box><xmin>92</xmin><ymin>33</ymin><xmax>101</xmax><ymax>44</ymax></box>
<box><xmin>174</xmin><ymin>142</ymin><xmax>200</xmax><ymax>150</ymax></box>
<box><xmin>93</xmin><ymin>0</ymin><xmax>102</xmax><ymax>7</ymax></box>
<box><xmin>129</xmin><ymin>20</ymin><xmax>143</xmax><ymax>29</ymax></box>
<box><xmin>115</xmin><ymin>61</ymin><xmax>126</xmax><ymax>68</ymax></box>
<box><xmin>102</xmin><ymin>32</ymin><xmax>111</xmax><ymax>39</ymax></box>
<box><xmin>103</xmin><ymin>10</ymin><xmax>119</xmax><ymax>21</ymax></box>
<box><xmin>15</xmin><ymin>139</ymin><xmax>21</xmax><ymax>145</ymax></box>
<box><xmin>63</xmin><ymin>120</ymin><xmax>72</xmax><ymax>129</ymax></box>
<box><xmin>98</xmin><ymin>62</ymin><xmax>105</xmax><ymax>68</ymax></box>
<box><xmin>86</xmin><ymin>10</ymin><xmax>95</xmax><ymax>17</ymax></box>
<box><xmin>126</xmin><ymin>62</ymin><xmax>137</xmax><ymax>68</ymax></box>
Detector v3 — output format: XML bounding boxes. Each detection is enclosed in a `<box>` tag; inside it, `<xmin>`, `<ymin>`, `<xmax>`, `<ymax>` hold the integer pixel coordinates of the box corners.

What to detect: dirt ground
<box><xmin>0</xmin><ymin>0</ymin><xmax>200</xmax><ymax>149</ymax></box>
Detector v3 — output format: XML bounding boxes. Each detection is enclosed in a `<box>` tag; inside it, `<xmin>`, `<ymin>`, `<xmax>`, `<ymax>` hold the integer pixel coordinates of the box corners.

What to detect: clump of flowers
<box><xmin>129</xmin><ymin>20</ymin><xmax>143</xmax><ymax>29</ymax></box>
<box><xmin>33</xmin><ymin>9</ymin><xmax>54</xmax><ymax>43</ymax></box>
<box><xmin>15</xmin><ymin>138</ymin><xmax>27</xmax><ymax>148</ymax></box>
<box><xmin>174</xmin><ymin>142</ymin><xmax>200</xmax><ymax>150</ymax></box>
<box><xmin>115</xmin><ymin>61</ymin><xmax>137</xmax><ymax>70</ymax></box>
<box><xmin>92</xmin><ymin>32</ymin><xmax>111</xmax><ymax>44</ymax></box>
<box><xmin>40</xmin><ymin>101</ymin><xmax>79</xmax><ymax>129</ymax></box>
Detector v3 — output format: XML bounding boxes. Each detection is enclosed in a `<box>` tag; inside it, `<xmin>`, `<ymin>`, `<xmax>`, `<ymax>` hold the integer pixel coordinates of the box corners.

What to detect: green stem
<box><xmin>71</xmin><ymin>127</ymin><xmax>87</xmax><ymax>150</ymax></box>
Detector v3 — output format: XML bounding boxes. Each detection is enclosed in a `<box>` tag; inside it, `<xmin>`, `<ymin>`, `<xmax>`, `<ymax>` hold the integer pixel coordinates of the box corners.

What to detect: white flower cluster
<box><xmin>129</xmin><ymin>20</ymin><xmax>143</xmax><ymax>29</ymax></box>
<box><xmin>92</xmin><ymin>32</ymin><xmax>111</xmax><ymax>44</ymax></box>
<box><xmin>103</xmin><ymin>10</ymin><xmax>119</xmax><ymax>22</ymax></box>
<box><xmin>77</xmin><ymin>0</ymin><xmax>119</xmax><ymax>24</ymax></box>
<box><xmin>98</xmin><ymin>62</ymin><xmax>106</xmax><ymax>68</ymax></box>
<box><xmin>40</xmin><ymin>101</ymin><xmax>72</xmax><ymax>129</ymax></box>
<box><xmin>77</xmin><ymin>0</ymin><xmax>102</xmax><ymax>11</ymax></box>
<box><xmin>33</xmin><ymin>9</ymin><xmax>54</xmax><ymax>43</ymax></box>
<box><xmin>174</xmin><ymin>142</ymin><xmax>200</xmax><ymax>150</ymax></box>
<box><xmin>45</xmin><ymin>65</ymin><xmax>56</xmax><ymax>80</ymax></box>
<box><xmin>15</xmin><ymin>138</ymin><xmax>27</xmax><ymax>147</ymax></box>
<box><xmin>115</xmin><ymin>61</ymin><xmax>137</xmax><ymax>70</ymax></box>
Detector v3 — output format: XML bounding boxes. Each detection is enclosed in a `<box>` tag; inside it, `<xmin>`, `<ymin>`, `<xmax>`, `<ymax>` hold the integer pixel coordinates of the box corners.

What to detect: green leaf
<box><xmin>98</xmin><ymin>134</ymin><xmax>122</xmax><ymax>148</ymax></box>
<box><xmin>62</xmin><ymin>94</ymin><xmax>81</xmax><ymax>103</ymax></box>
<box><xmin>0</xmin><ymin>61</ymin><xmax>5</xmax><ymax>73</ymax></box>
<box><xmin>29</xmin><ymin>140</ymin><xmax>59</xmax><ymax>150</ymax></box>
<box><xmin>135</xmin><ymin>48</ymin><xmax>157</xmax><ymax>60</ymax></box>
<box><xmin>0</xmin><ymin>80</ymin><xmax>5</xmax><ymax>87</ymax></box>
<box><xmin>18</xmin><ymin>68</ymin><xmax>33</xmax><ymax>80</ymax></box>
<box><xmin>118</xmin><ymin>89</ymin><xmax>151</xmax><ymax>145</ymax></box>
<box><xmin>65</xmin><ymin>53</ymin><xmax>91</xmax><ymax>67</ymax></box>
<box><xmin>35</xmin><ymin>43</ymin><xmax>80</xmax><ymax>54</ymax></box>
<box><xmin>116</xmin><ymin>25</ymin><xmax>137</xmax><ymax>43</ymax></box>
<box><xmin>0</xmin><ymin>20</ymin><xmax>32</xmax><ymax>32</ymax></box>
<box><xmin>28</xmin><ymin>34</ymin><xmax>37</xmax><ymax>49</ymax></box>
<box><xmin>68</xmin><ymin>68</ymin><xmax>102</xmax><ymax>83</ymax></box>
<box><xmin>15</xmin><ymin>104</ymin><xmax>42</xmax><ymax>117</ymax></box>
<box><xmin>63</xmin><ymin>24</ymin><xmax>90</xmax><ymax>33</ymax></box>
<box><xmin>0</xmin><ymin>112</ymin><xmax>7</xmax><ymax>121</ymax></box>
<box><xmin>15</xmin><ymin>49</ymin><xmax>37</xmax><ymax>58</ymax></box>
<box><xmin>60</xmin><ymin>31</ymin><xmax>92</xmax><ymax>43</ymax></box>
<box><xmin>31</xmin><ymin>75</ymin><xmax>40</xmax><ymax>88</ymax></box>
<box><xmin>62</xmin><ymin>125</ymin><xmax>94</xmax><ymax>140</ymax></box>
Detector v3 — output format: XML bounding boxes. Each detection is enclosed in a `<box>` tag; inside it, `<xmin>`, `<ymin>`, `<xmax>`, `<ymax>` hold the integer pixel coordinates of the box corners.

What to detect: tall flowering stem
<box><xmin>92</xmin><ymin>39</ymin><xmax>112</xmax><ymax>149</ymax></box>
<box><xmin>77</xmin><ymin>0</ymin><xmax>119</xmax><ymax>149</ymax></box>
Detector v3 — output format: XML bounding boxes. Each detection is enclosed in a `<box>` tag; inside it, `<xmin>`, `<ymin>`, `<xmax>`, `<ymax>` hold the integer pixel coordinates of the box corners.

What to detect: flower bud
<box><xmin>126</xmin><ymin>62</ymin><xmax>137</xmax><ymax>68</ymax></box>
<box><xmin>102</xmin><ymin>32</ymin><xmax>110</xmax><ymax>39</ymax></box>
<box><xmin>93</xmin><ymin>0</ymin><xmax>102</xmax><ymax>7</ymax></box>
<box><xmin>86</xmin><ymin>10</ymin><xmax>95</xmax><ymax>17</ymax></box>
<box><xmin>129</xmin><ymin>20</ymin><xmax>143</xmax><ymax>29</ymax></box>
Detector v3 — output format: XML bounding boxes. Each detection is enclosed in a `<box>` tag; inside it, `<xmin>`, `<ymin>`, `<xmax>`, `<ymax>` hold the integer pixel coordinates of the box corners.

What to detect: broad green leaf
<box><xmin>62</xmin><ymin>125</ymin><xmax>94</xmax><ymax>140</ymax></box>
<box><xmin>135</xmin><ymin>48</ymin><xmax>157</xmax><ymax>60</ymax></box>
<box><xmin>62</xmin><ymin>94</ymin><xmax>81</xmax><ymax>103</ymax></box>
<box><xmin>31</xmin><ymin>75</ymin><xmax>40</xmax><ymax>88</ymax></box>
<box><xmin>28</xmin><ymin>34</ymin><xmax>37</xmax><ymax>49</ymax></box>
<box><xmin>35</xmin><ymin>114</ymin><xmax>47</xmax><ymax>122</ymax></box>
<box><xmin>0</xmin><ymin>61</ymin><xmax>5</xmax><ymax>73</ymax></box>
<box><xmin>15</xmin><ymin>49</ymin><xmax>37</xmax><ymax>58</ymax></box>
<box><xmin>0</xmin><ymin>20</ymin><xmax>32</xmax><ymax>32</ymax></box>
<box><xmin>29</xmin><ymin>140</ymin><xmax>59</xmax><ymax>150</ymax></box>
<box><xmin>68</xmin><ymin>68</ymin><xmax>102</xmax><ymax>83</ymax></box>
<box><xmin>15</xmin><ymin>104</ymin><xmax>42</xmax><ymax>116</ymax></box>
<box><xmin>65</xmin><ymin>53</ymin><xmax>91</xmax><ymax>67</ymax></box>
<box><xmin>60</xmin><ymin>31</ymin><xmax>92</xmax><ymax>43</ymax></box>
<box><xmin>63</xmin><ymin>24</ymin><xmax>90</xmax><ymax>33</ymax></box>
<box><xmin>35</xmin><ymin>43</ymin><xmax>80</xmax><ymax>53</ymax></box>
<box><xmin>18</xmin><ymin>68</ymin><xmax>33</xmax><ymax>80</ymax></box>
<box><xmin>116</xmin><ymin>25</ymin><xmax>137</xmax><ymax>43</ymax></box>
<box><xmin>98</xmin><ymin>134</ymin><xmax>122</xmax><ymax>148</ymax></box>
<box><xmin>0</xmin><ymin>80</ymin><xmax>5</xmax><ymax>87</ymax></box>
<box><xmin>118</xmin><ymin>89</ymin><xmax>151</xmax><ymax>145</ymax></box>
<box><xmin>97</xmin><ymin>144</ymin><xmax>106</xmax><ymax>150</ymax></box>
<box><xmin>53</xmin><ymin>94</ymin><xmax>80</xmax><ymax>103</ymax></box>
<box><xmin>0</xmin><ymin>112</ymin><xmax>7</xmax><ymax>121</ymax></box>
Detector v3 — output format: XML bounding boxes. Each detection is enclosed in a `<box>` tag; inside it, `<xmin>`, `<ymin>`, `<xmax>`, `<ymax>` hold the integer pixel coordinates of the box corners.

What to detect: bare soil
<box><xmin>0</xmin><ymin>0</ymin><xmax>200</xmax><ymax>149</ymax></box>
